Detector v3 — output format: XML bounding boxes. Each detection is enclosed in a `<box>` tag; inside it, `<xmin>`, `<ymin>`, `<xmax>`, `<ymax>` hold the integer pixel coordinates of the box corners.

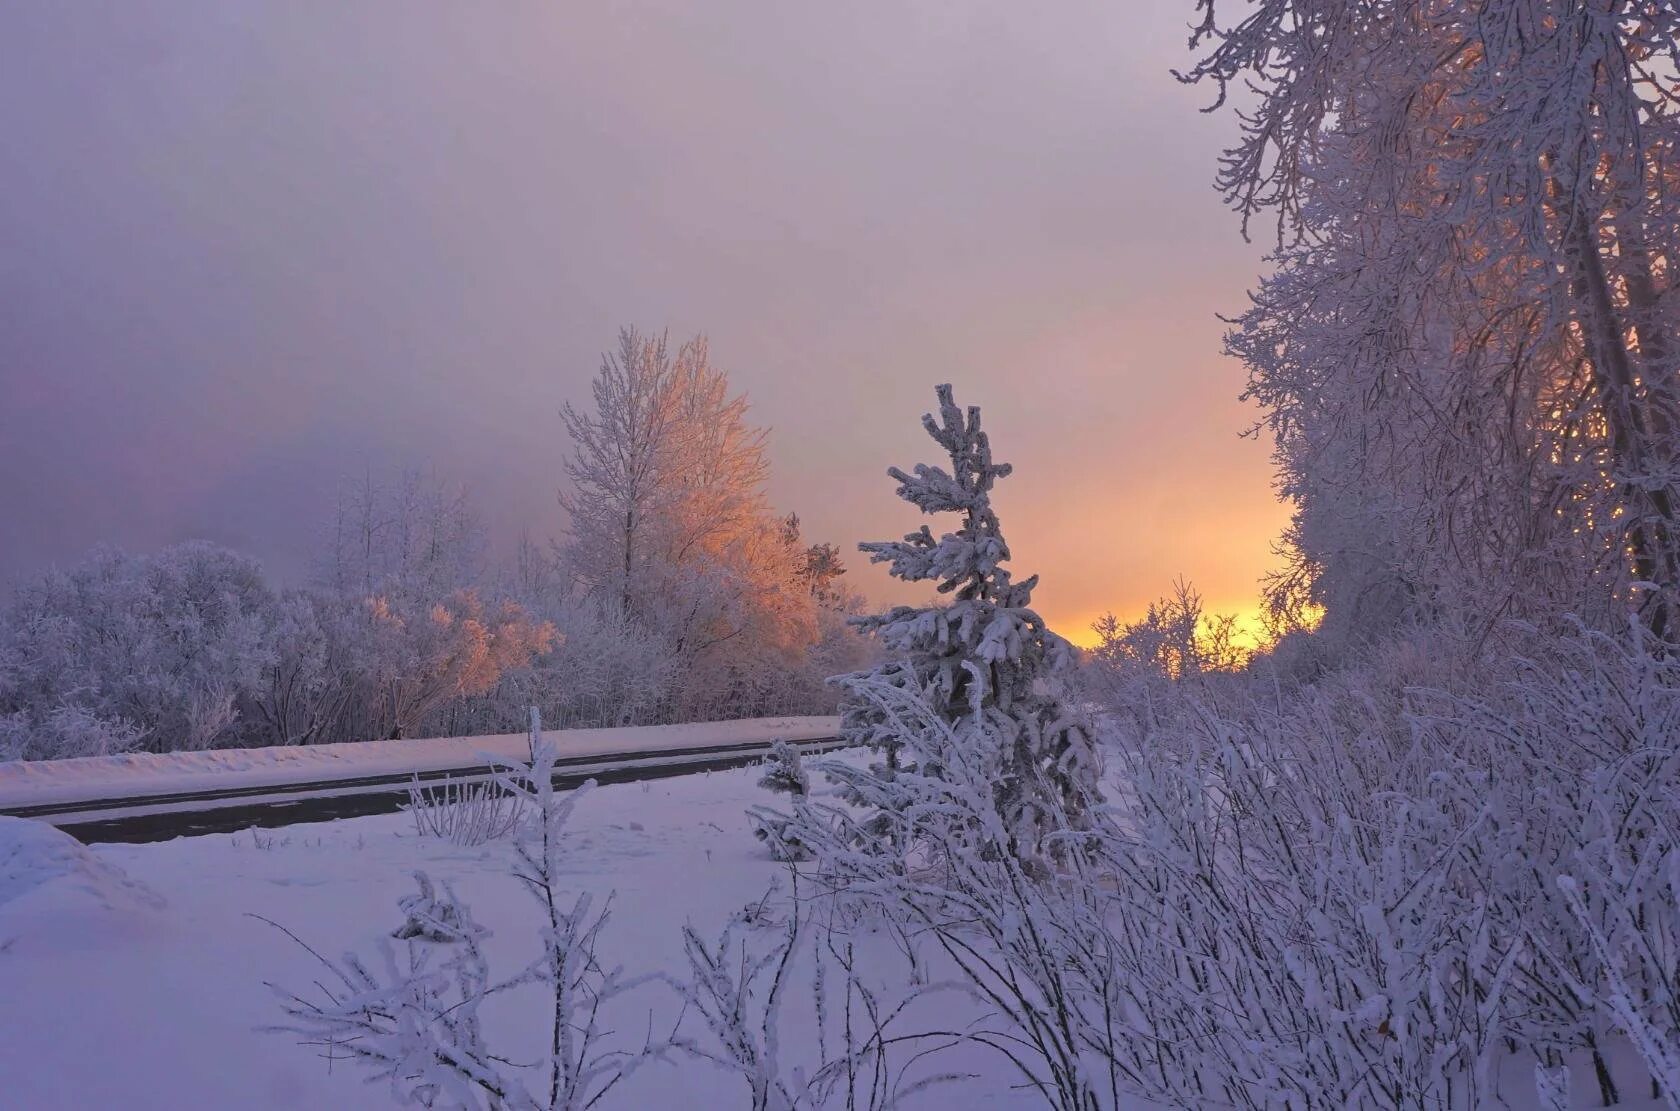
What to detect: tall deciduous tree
<box><xmin>558</xmin><ymin>327</ymin><xmax>820</xmax><ymax>711</ymax></box>
<box><xmin>1184</xmin><ymin>0</ymin><xmax>1680</xmax><ymax>642</ymax></box>
<box><xmin>560</xmin><ymin>328</ymin><xmax>693</xmax><ymax>620</ymax></box>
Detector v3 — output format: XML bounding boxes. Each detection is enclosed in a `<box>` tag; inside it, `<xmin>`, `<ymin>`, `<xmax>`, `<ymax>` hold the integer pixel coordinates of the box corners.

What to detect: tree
<box><xmin>1184</xmin><ymin>0</ymin><xmax>1680</xmax><ymax>642</ymax></box>
<box><xmin>361</xmin><ymin>590</ymin><xmax>555</xmax><ymax>741</ymax></box>
<box><xmin>746</xmin><ymin>739</ymin><xmax>812</xmax><ymax>861</ymax></box>
<box><xmin>308</xmin><ymin>467</ymin><xmax>550</xmax><ymax>743</ymax></box>
<box><xmin>840</xmin><ymin>384</ymin><xmax>1097</xmax><ymax>860</ymax></box>
<box><xmin>1086</xmin><ymin>578</ymin><xmax>1245</xmax><ymax>687</ymax></box>
<box><xmin>781</xmin><ymin>514</ymin><xmax>847</xmax><ymax>604</ymax></box>
<box><xmin>0</xmin><ymin>543</ymin><xmax>275</xmax><ymax>757</ymax></box>
<box><xmin>245</xmin><ymin>588</ymin><xmax>371</xmax><ymax>748</ymax></box>
<box><xmin>560</xmin><ymin>328</ymin><xmax>693</xmax><ymax>619</ymax></box>
<box><xmin>321</xmin><ymin>468</ymin><xmax>486</xmax><ymax>604</ymax></box>
<box><xmin>558</xmin><ymin>327</ymin><xmax>823</xmax><ymax>719</ymax></box>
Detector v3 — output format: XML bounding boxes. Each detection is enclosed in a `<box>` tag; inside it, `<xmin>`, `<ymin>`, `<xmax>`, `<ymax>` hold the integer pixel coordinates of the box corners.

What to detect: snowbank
<box><xmin>0</xmin><ymin>716</ymin><xmax>840</xmax><ymax>811</ymax></box>
<box><xmin>0</xmin><ymin>816</ymin><xmax>164</xmax><ymax>957</ymax></box>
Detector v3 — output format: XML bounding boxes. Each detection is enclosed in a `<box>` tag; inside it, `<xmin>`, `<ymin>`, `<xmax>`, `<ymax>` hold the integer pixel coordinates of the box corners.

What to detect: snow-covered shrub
<box><xmin>362</xmin><ymin>589</ymin><xmax>556</xmax><ymax>742</ymax></box>
<box><xmin>0</xmin><ymin>713</ymin><xmax>23</xmax><ymax>763</ymax></box>
<box><xmin>1556</xmin><ymin>872</ymin><xmax>1680</xmax><ymax>1107</ymax></box>
<box><xmin>0</xmin><ymin>705</ymin><xmax>144</xmax><ymax>762</ymax></box>
<box><xmin>428</xmin><ymin>591</ymin><xmax>678</xmax><ymax>735</ymax></box>
<box><xmin>664</xmin><ymin>891</ymin><xmax>808</xmax><ymax>1111</ymax></box>
<box><xmin>266</xmin><ymin>872</ymin><xmax>512</xmax><ymax>1107</ymax></box>
<box><xmin>268</xmin><ymin>711</ymin><xmax>664</xmax><ymax>1110</ymax></box>
<box><xmin>757</xmin><ymin>739</ymin><xmax>809</xmax><ymax>798</ymax></box>
<box><xmin>0</xmin><ymin>543</ymin><xmax>276</xmax><ymax>758</ymax></box>
<box><xmin>243</xmin><ymin>588</ymin><xmax>372</xmax><ymax>748</ymax></box>
<box><xmin>447</xmin><ymin>543</ymin><xmax>855</xmax><ymax>735</ymax></box>
<box><xmin>1084</xmin><ymin>618</ymin><xmax>1680</xmax><ymax>1107</ymax></box>
<box><xmin>1434</xmin><ymin>622</ymin><xmax>1680</xmax><ymax>1105</ymax></box>
<box><xmin>796</xmin><ymin>681</ymin><xmax>1130</xmax><ymax>1109</ymax></box>
<box><xmin>1083</xmin><ymin>578</ymin><xmax>1247</xmax><ymax>689</ymax></box>
<box><xmin>390</xmin><ymin>870</ymin><xmax>489</xmax><ymax>943</ymax></box>
<box><xmin>763</xmin><ymin>617</ymin><xmax>1680</xmax><ymax>1108</ymax></box>
<box><xmin>748</xmin><ymin>740</ymin><xmax>812</xmax><ymax>861</ymax></box>
<box><xmin>659</xmin><ymin>868</ymin><xmax>967</xmax><ymax>1111</ymax></box>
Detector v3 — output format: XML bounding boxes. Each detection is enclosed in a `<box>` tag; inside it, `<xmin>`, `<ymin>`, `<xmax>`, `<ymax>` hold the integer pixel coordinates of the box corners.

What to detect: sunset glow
<box><xmin>10</xmin><ymin>4</ymin><xmax>1680</xmax><ymax>1107</ymax></box>
<box><xmin>0</xmin><ymin>1</ymin><xmax>1282</xmax><ymax>634</ymax></box>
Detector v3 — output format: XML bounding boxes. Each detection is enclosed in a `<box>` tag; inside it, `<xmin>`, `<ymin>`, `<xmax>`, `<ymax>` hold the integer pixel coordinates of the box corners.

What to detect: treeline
<box><xmin>1049</xmin><ymin>8</ymin><xmax>1680</xmax><ymax>1102</ymax></box>
<box><xmin>0</xmin><ymin>328</ymin><xmax>871</xmax><ymax>761</ymax></box>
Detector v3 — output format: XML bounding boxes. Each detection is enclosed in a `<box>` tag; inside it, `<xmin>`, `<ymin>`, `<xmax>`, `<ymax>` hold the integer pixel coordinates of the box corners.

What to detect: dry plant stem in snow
<box><xmin>659</xmin><ymin>867</ymin><xmax>974</xmax><ymax>1111</ymax></box>
<box><xmin>406</xmin><ymin>773</ymin><xmax>526</xmax><ymax>846</ymax></box>
<box><xmin>266</xmin><ymin>709</ymin><xmax>670</xmax><ymax>1110</ymax></box>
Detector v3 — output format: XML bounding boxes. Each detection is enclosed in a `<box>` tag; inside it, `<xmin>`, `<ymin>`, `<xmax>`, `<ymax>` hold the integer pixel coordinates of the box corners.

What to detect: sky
<box><xmin>0</xmin><ymin>1</ymin><xmax>1283</xmax><ymax>645</ymax></box>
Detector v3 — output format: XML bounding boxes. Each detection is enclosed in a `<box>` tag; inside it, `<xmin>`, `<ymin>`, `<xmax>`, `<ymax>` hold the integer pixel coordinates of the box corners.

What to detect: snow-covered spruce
<box><xmin>837</xmin><ymin>384</ymin><xmax>1097</xmax><ymax>862</ymax></box>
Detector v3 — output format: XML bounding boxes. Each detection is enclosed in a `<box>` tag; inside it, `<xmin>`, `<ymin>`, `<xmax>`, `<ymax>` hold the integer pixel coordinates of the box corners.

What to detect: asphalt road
<box><xmin>5</xmin><ymin>735</ymin><xmax>848</xmax><ymax>845</ymax></box>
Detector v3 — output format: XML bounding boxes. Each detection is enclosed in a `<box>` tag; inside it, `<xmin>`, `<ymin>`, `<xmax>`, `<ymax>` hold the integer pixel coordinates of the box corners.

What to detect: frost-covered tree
<box><xmin>0</xmin><ymin>543</ymin><xmax>275</xmax><ymax>757</ymax></box>
<box><xmin>361</xmin><ymin>590</ymin><xmax>555</xmax><ymax>741</ymax></box>
<box><xmin>756</xmin><ymin>739</ymin><xmax>809</xmax><ymax>798</ymax></box>
<box><xmin>305</xmin><ymin>468</ymin><xmax>552</xmax><ymax>743</ymax></box>
<box><xmin>842</xmin><ymin>384</ymin><xmax>1097</xmax><ymax>859</ymax></box>
<box><xmin>558</xmin><ymin>327</ymin><xmax>825</xmax><ymax>719</ymax></box>
<box><xmin>1185</xmin><ymin>0</ymin><xmax>1680</xmax><ymax>643</ymax></box>
<box><xmin>560</xmin><ymin>328</ymin><xmax>699</xmax><ymax>620</ymax></box>
<box><xmin>245</xmin><ymin>588</ymin><xmax>371</xmax><ymax>748</ymax></box>
<box><xmin>455</xmin><ymin>590</ymin><xmax>681</xmax><ymax>733</ymax></box>
<box><xmin>1086</xmin><ymin>578</ymin><xmax>1245</xmax><ymax>687</ymax></box>
<box><xmin>321</xmin><ymin>468</ymin><xmax>486</xmax><ymax>604</ymax></box>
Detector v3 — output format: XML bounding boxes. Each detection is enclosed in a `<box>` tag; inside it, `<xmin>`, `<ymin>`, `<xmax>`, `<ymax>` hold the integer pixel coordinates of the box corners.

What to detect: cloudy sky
<box><xmin>1</xmin><ymin>1</ymin><xmax>1281</xmax><ymax>642</ymax></box>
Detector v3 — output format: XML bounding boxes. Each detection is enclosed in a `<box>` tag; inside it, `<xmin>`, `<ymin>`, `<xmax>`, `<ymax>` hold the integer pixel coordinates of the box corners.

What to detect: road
<box><xmin>2</xmin><ymin>733</ymin><xmax>848</xmax><ymax>845</ymax></box>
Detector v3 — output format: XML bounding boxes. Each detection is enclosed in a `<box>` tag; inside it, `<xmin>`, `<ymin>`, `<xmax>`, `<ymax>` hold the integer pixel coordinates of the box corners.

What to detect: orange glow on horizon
<box><xmin>1052</xmin><ymin>603</ymin><xmax>1276</xmax><ymax>653</ymax></box>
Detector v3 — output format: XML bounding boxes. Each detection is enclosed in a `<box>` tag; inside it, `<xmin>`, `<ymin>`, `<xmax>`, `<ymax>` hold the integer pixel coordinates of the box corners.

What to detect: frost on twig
<box><xmin>264</xmin><ymin>708</ymin><xmax>670</xmax><ymax>1110</ymax></box>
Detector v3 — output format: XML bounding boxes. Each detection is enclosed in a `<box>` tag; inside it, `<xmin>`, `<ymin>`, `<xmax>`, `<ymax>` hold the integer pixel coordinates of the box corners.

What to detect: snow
<box><xmin>0</xmin><ymin>764</ymin><xmax>1662</xmax><ymax>1110</ymax></box>
<box><xmin>0</xmin><ymin>759</ymin><xmax>1002</xmax><ymax>1109</ymax></box>
<box><xmin>0</xmin><ymin>716</ymin><xmax>839</xmax><ymax>811</ymax></box>
<box><xmin>0</xmin><ymin>816</ymin><xmax>163</xmax><ymax>916</ymax></box>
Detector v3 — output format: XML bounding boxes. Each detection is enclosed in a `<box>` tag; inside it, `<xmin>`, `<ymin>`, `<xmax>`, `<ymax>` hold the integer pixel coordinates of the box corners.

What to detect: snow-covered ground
<box><xmin>0</xmin><ymin>759</ymin><xmax>1026</xmax><ymax>1110</ymax></box>
<box><xmin>0</xmin><ymin>762</ymin><xmax>1662</xmax><ymax>1110</ymax></box>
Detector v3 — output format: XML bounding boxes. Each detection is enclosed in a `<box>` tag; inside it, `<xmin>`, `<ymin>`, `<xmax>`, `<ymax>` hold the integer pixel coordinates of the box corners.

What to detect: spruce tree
<box><xmin>839</xmin><ymin>384</ymin><xmax>1097</xmax><ymax>859</ymax></box>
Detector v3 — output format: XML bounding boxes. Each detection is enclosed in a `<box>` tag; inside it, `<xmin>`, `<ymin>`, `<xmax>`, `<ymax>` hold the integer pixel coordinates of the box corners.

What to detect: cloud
<box><xmin>0</xmin><ymin>1</ymin><xmax>1281</xmax><ymax>631</ymax></box>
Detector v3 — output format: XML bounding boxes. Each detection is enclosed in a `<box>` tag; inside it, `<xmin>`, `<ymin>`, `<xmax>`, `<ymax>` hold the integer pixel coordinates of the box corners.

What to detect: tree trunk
<box><xmin>622</xmin><ymin>508</ymin><xmax>635</xmax><ymax>619</ymax></box>
<box><xmin>1570</xmin><ymin>207</ymin><xmax>1678</xmax><ymax>637</ymax></box>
